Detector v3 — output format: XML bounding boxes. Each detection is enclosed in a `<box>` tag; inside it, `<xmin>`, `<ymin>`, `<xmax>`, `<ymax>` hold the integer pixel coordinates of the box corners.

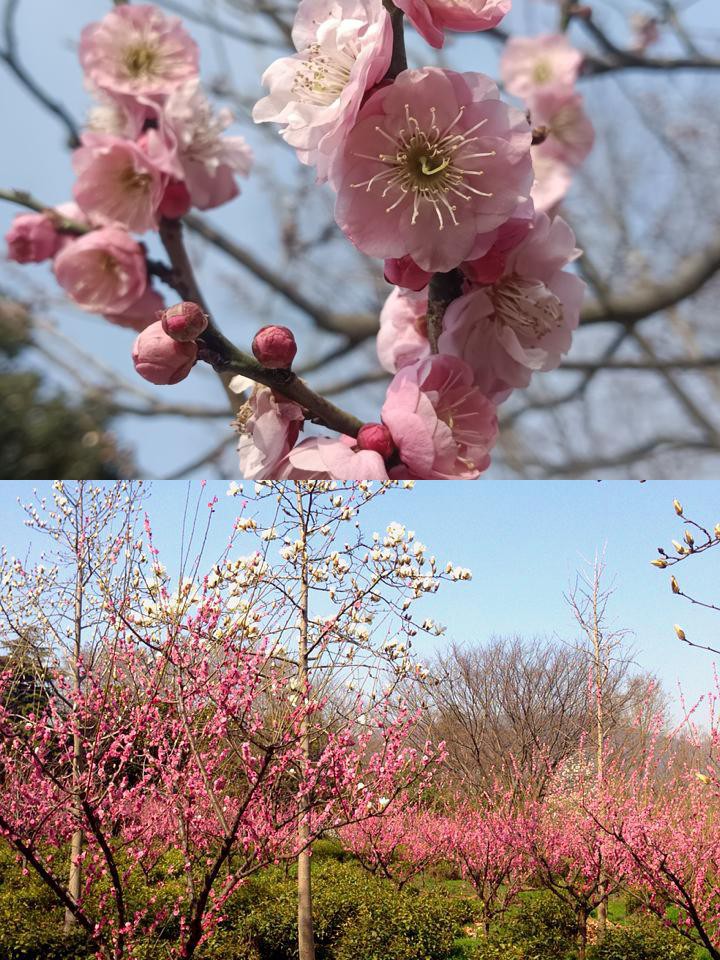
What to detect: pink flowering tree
<box><xmin>0</xmin><ymin>480</ymin><xmax>468</xmax><ymax>959</ymax></box>
<box><xmin>3</xmin><ymin>0</ymin><xmax>717</xmax><ymax>477</ymax></box>
<box><xmin>339</xmin><ymin>804</ymin><xmax>443</xmax><ymax>889</ymax></box>
<box><xmin>439</xmin><ymin>794</ymin><xmax>533</xmax><ymax>934</ymax></box>
<box><xmin>587</xmin><ymin>687</ymin><xmax>720</xmax><ymax>960</ymax></box>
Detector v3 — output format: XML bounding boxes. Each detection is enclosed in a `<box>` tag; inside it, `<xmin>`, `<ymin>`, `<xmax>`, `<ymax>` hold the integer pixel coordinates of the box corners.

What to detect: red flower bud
<box><xmin>159</xmin><ymin>301</ymin><xmax>208</xmax><ymax>342</ymax></box>
<box><xmin>252</xmin><ymin>325</ymin><xmax>297</xmax><ymax>369</ymax></box>
<box><xmin>357</xmin><ymin>423</ymin><xmax>396</xmax><ymax>460</ymax></box>
<box><xmin>159</xmin><ymin>180</ymin><xmax>192</xmax><ymax>220</ymax></box>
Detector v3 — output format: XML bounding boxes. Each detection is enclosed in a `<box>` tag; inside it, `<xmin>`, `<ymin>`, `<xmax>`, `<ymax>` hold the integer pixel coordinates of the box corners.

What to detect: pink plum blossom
<box><xmin>500</xmin><ymin>34</ymin><xmax>583</xmax><ymax>100</ymax></box>
<box><xmin>383</xmin><ymin>204</ymin><xmax>533</xmax><ymax>289</ymax></box>
<box><xmin>530</xmin><ymin>89</ymin><xmax>595</xmax><ymax>167</ymax></box>
<box><xmin>394</xmin><ymin>0</ymin><xmax>510</xmax><ymax>50</ymax></box>
<box><xmin>104</xmin><ymin>286</ymin><xmax>165</xmax><ymax>332</ymax></box>
<box><xmin>132</xmin><ymin>320</ymin><xmax>197</xmax><ymax>384</ymax></box>
<box><xmin>79</xmin><ymin>4</ymin><xmax>199</xmax><ymax>98</ymax></box>
<box><xmin>530</xmin><ymin>154</ymin><xmax>572</xmax><ymax>212</ymax></box>
<box><xmin>73</xmin><ymin>134</ymin><xmax>167</xmax><ymax>233</ymax></box>
<box><xmin>462</xmin><ymin>212</ymin><xmax>533</xmax><ymax>284</ymax></box>
<box><xmin>277</xmin><ymin>435</ymin><xmax>390</xmax><ymax>479</ymax></box>
<box><xmin>253</xmin><ymin>0</ymin><xmax>393</xmax><ymax>180</ymax></box>
<box><xmin>381</xmin><ymin>354</ymin><xmax>498</xmax><ymax>479</ymax></box>
<box><xmin>237</xmin><ymin>386</ymin><xmax>305</xmax><ymax>479</ymax></box>
<box><xmin>5</xmin><ymin>213</ymin><xmax>62</xmax><ymax>263</ymax></box>
<box><xmin>151</xmin><ymin>81</ymin><xmax>253</xmax><ymax>210</ymax></box>
<box><xmin>377</xmin><ymin>287</ymin><xmax>430</xmax><ymax>373</ymax></box>
<box><xmin>438</xmin><ymin>213</ymin><xmax>584</xmax><ymax>401</ymax></box>
<box><xmin>332</xmin><ymin>68</ymin><xmax>533</xmax><ymax>273</ymax></box>
<box><xmin>53</xmin><ymin>227</ymin><xmax>148</xmax><ymax>314</ymax></box>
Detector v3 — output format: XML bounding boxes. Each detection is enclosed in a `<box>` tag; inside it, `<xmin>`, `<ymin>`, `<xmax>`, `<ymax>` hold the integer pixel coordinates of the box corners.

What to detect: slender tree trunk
<box><xmin>577</xmin><ymin>905</ymin><xmax>588</xmax><ymax>960</ymax></box>
<box><xmin>296</xmin><ymin>486</ymin><xmax>316</xmax><ymax>960</ymax></box>
<box><xmin>593</xmin><ymin>602</ymin><xmax>608</xmax><ymax>940</ymax></box>
<box><xmin>64</xmin><ymin>486</ymin><xmax>84</xmax><ymax>933</ymax></box>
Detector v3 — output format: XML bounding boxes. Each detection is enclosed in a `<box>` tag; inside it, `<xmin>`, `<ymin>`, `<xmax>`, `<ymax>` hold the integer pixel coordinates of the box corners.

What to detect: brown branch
<box><xmin>1</xmin><ymin>0</ymin><xmax>81</xmax><ymax>148</ymax></box>
<box><xmin>183</xmin><ymin>213</ymin><xmax>377</xmax><ymax>343</ymax></box>
<box><xmin>159</xmin><ymin>218</ymin><xmax>365</xmax><ymax>437</ymax></box>
<box><xmin>426</xmin><ymin>269</ymin><xmax>464</xmax><ymax>352</ymax></box>
<box><xmin>581</xmin><ymin>234</ymin><xmax>720</xmax><ymax>326</ymax></box>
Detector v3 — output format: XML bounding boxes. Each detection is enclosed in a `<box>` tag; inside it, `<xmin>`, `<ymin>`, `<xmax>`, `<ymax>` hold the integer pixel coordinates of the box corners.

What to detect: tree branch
<box><xmin>159</xmin><ymin>218</ymin><xmax>365</xmax><ymax>437</ymax></box>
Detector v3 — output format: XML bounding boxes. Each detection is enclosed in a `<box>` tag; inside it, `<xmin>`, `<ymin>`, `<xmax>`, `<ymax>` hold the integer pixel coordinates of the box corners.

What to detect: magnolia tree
<box><xmin>0</xmin><ymin>479</ymin><xmax>470</xmax><ymax>959</ymax></box>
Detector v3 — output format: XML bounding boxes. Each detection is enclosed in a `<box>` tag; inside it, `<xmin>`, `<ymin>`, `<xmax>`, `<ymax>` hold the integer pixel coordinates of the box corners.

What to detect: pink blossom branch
<box><xmin>158</xmin><ymin>217</ymin><xmax>365</xmax><ymax>437</ymax></box>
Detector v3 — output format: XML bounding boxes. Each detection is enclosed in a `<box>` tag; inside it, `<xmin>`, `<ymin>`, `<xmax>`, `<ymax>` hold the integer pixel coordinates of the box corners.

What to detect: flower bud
<box><xmin>671</xmin><ymin>540</ymin><xmax>684</xmax><ymax>553</ymax></box>
<box><xmin>673</xmin><ymin>499</ymin><xmax>683</xmax><ymax>516</ymax></box>
<box><xmin>159</xmin><ymin>179</ymin><xmax>192</xmax><ymax>220</ymax></box>
<box><xmin>6</xmin><ymin>213</ymin><xmax>61</xmax><ymax>263</ymax></box>
<box><xmin>650</xmin><ymin>559</ymin><xmax>667</xmax><ymax>569</ymax></box>
<box><xmin>252</xmin><ymin>325</ymin><xmax>297</xmax><ymax>369</ymax></box>
<box><xmin>684</xmin><ymin>530</ymin><xmax>694</xmax><ymax>547</ymax></box>
<box><xmin>357</xmin><ymin>423</ymin><xmax>396</xmax><ymax>460</ymax></box>
<box><xmin>160</xmin><ymin>301</ymin><xmax>208</xmax><ymax>341</ymax></box>
<box><xmin>132</xmin><ymin>321</ymin><xmax>198</xmax><ymax>385</ymax></box>
<box><xmin>715</xmin><ymin>524</ymin><xmax>720</xmax><ymax>540</ymax></box>
<box><xmin>674</xmin><ymin>624</ymin><xmax>686</xmax><ymax>641</ymax></box>
<box><xmin>670</xmin><ymin>576</ymin><xmax>680</xmax><ymax>594</ymax></box>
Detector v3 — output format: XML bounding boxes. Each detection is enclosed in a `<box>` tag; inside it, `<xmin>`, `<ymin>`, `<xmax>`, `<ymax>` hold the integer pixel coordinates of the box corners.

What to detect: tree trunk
<box><xmin>597</xmin><ymin>885</ymin><xmax>608</xmax><ymax>938</ymax></box>
<box><xmin>296</xmin><ymin>485</ymin><xmax>316</xmax><ymax>960</ymax></box>
<box><xmin>576</xmin><ymin>906</ymin><xmax>588</xmax><ymax>960</ymax></box>
<box><xmin>64</xmin><ymin>485</ymin><xmax>85</xmax><ymax>933</ymax></box>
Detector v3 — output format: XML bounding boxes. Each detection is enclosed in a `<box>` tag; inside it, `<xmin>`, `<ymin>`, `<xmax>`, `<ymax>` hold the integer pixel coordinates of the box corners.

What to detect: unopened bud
<box><xmin>671</xmin><ymin>540</ymin><xmax>684</xmax><ymax>553</ymax></box>
<box><xmin>673</xmin><ymin>499</ymin><xmax>683</xmax><ymax>516</ymax></box>
<box><xmin>670</xmin><ymin>576</ymin><xmax>680</xmax><ymax>594</ymax></box>
<box><xmin>650</xmin><ymin>559</ymin><xmax>667</xmax><ymax>569</ymax></box>
<box><xmin>159</xmin><ymin>179</ymin><xmax>192</xmax><ymax>220</ymax></box>
<box><xmin>160</xmin><ymin>301</ymin><xmax>208</xmax><ymax>342</ymax></box>
<box><xmin>132</xmin><ymin>321</ymin><xmax>198</xmax><ymax>385</ymax></box>
<box><xmin>715</xmin><ymin>524</ymin><xmax>720</xmax><ymax>540</ymax></box>
<box><xmin>684</xmin><ymin>530</ymin><xmax>694</xmax><ymax>547</ymax></box>
<box><xmin>357</xmin><ymin>423</ymin><xmax>396</xmax><ymax>460</ymax></box>
<box><xmin>252</xmin><ymin>325</ymin><xmax>297</xmax><ymax>369</ymax></box>
<box><xmin>674</xmin><ymin>624</ymin><xmax>686</xmax><ymax>641</ymax></box>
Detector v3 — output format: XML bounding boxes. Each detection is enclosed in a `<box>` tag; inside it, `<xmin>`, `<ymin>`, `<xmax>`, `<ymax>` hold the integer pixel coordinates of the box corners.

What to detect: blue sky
<box><xmin>1</xmin><ymin>480</ymin><xmax>718</xmax><ymax>718</ymax></box>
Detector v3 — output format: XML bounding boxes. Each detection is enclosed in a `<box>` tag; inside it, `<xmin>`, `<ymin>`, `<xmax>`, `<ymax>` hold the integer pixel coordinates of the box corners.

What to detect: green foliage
<box><xmin>0</xmin><ymin>295</ymin><xmax>130</xmax><ymax>478</ymax></box>
<box><xmin>587</xmin><ymin>916</ymin><xmax>696</xmax><ymax>960</ymax></box>
<box><xmin>0</xmin><ymin>846</ymin><xmax>91</xmax><ymax>960</ymax></box>
<box><xmin>468</xmin><ymin>891</ymin><xmax>578</xmax><ymax>960</ymax></box>
<box><xmin>202</xmin><ymin>861</ymin><xmax>468</xmax><ymax>960</ymax></box>
<box><xmin>503</xmin><ymin>891</ymin><xmax>578</xmax><ymax>960</ymax></box>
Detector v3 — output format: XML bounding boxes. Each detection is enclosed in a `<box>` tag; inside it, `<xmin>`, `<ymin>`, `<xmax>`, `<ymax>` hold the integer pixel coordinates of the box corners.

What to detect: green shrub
<box><xmin>0</xmin><ymin>847</ymin><xmax>91</xmax><ymax>960</ymax></box>
<box><xmin>202</xmin><ymin>860</ymin><xmax>466</xmax><ymax>960</ymax></box>
<box><xmin>587</xmin><ymin>916</ymin><xmax>695</xmax><ymax>960</ymax></box>
<box><xmin>502</xmin><ymin>892</ymin><xmax>578</xmax><ymax>960</ymax></box>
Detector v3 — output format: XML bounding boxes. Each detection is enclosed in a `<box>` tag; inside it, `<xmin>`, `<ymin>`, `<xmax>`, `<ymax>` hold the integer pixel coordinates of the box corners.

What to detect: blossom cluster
<box><xmin>247</xmin><ymin>0</ymin><xmax>590</xmax><ymax>478</ymax></box>
<box><xmin>5</xmin><ymin>4</ymin><xmax>251</xmax><ymax>337</ymax></box>
<box><xmin>4</xmin><ymin>1</ymin><xmax>593</xmax><ymax>480</ymax></box>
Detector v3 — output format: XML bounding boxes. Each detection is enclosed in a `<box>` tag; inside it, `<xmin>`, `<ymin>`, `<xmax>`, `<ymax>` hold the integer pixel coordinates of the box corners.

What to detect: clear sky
<box><xmin>0</xmin><ymin>480</ymin><xmax>718</xmax><ymax>719</ymax></box>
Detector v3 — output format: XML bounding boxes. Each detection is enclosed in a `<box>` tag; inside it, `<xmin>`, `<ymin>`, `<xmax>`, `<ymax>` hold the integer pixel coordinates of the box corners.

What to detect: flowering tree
<box><xmin>591</xmin><ymin>690</ymin><xmax>720</xmax><ymax>960</ymax></box>
<box><xmin>440</xmin><ymin>795</ymin><xmax>532</xmax><ymax>934</ymax></box>
<box><xmin>0</xmin><ymin>480</ymin><xmax>468</xmax><ymax>959</ymax></box>
<box><xmin>339</xmin><ymin>804</ymin><xmax>442</xmax><ymax>889</ymax></box>
<box><xmin>4</xmin><ymin>0</ymin><xmax>715</xmax><ymax>477</ymax></box>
